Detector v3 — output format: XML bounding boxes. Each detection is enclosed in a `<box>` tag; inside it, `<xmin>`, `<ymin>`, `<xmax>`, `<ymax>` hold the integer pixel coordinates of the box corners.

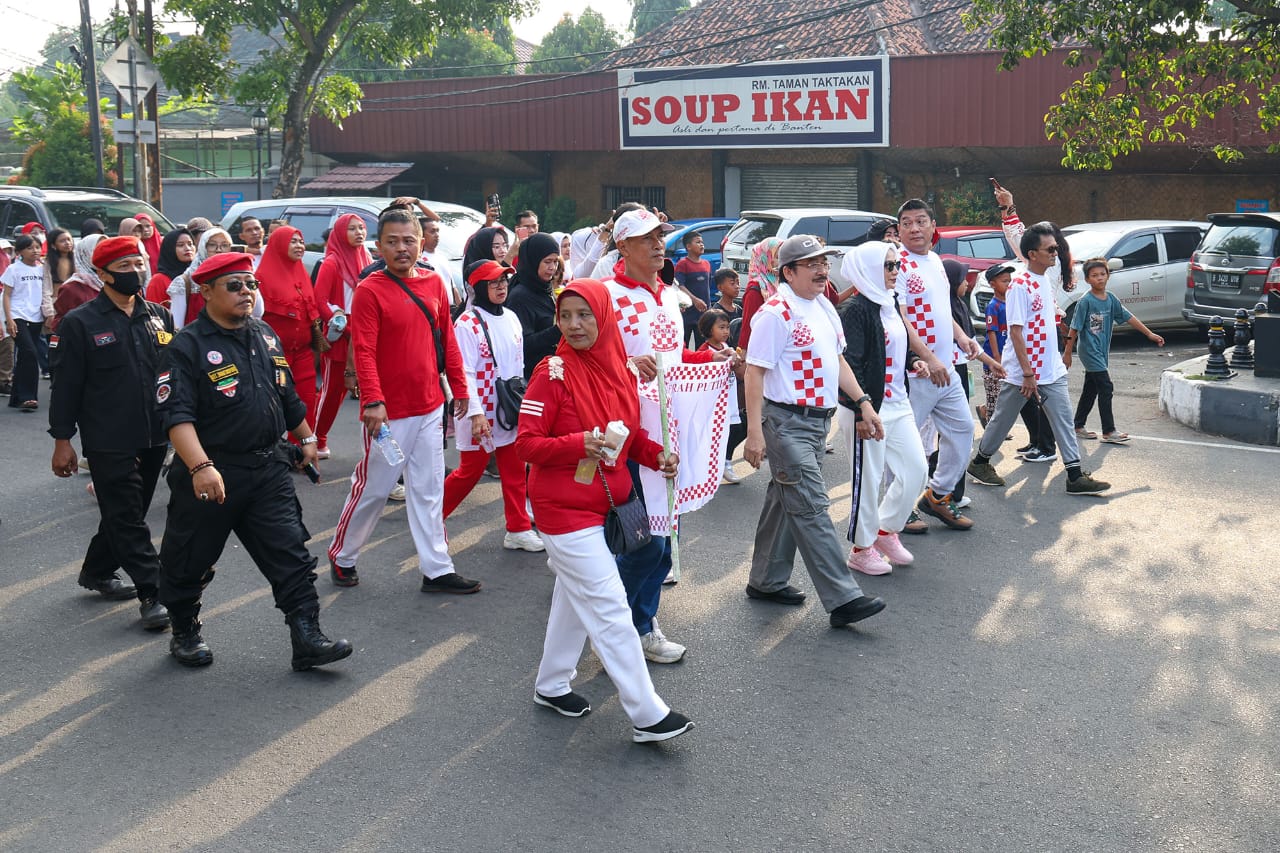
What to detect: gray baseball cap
<box><xmin>777</xmin><ymin>234</ymin><xmax>841</xmax><ymax>268</ymax></box>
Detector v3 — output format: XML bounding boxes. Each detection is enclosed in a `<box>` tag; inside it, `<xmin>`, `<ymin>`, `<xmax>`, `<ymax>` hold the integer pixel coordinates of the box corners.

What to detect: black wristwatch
<box><xmin>854</xmin><ymin>394</ymin><xmax>873</xmax><ymax>408</ymax></box>
<box><xmin>362</xmin><ymin>400</ymin><xmax>386</xmax><ymax>410</ymax></box>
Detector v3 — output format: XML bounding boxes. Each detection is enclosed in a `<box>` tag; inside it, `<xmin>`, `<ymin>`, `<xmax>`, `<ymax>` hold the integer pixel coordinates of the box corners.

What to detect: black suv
<box><xmin>1184</xmin><ymin>212</ymin><xmax>1280</xmax><ymax>329</ymax></box>
<box><xmin>0</xmin><ymin>185</ymin><xmax>175</xmax><ymax>238</ymax></box>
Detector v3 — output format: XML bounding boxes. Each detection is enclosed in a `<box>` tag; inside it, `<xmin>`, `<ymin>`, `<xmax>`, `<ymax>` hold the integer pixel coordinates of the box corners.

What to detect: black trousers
<box><xmin>9</xmin><ymin>318</ymin><xmax>41</xmax><ymax>406</ymax></box>
<box><xmin>159</xmin><ymin>454</ymin><xmax>318</xmax><ymax>616</ymax></box>
<box><xmin>1075</xmin><ymin>370</ymin><xmax>1115</xmax><ymax>434</ymax></box>
<box><xmin>1020</xmin><ymin>393</ymin><xmax>1056</xmax><ymax>454</ymax></box>
<box><xmin>82</xmin><ymin>446</ymin><xmax>167</xmax><ymax>596</ymax></box>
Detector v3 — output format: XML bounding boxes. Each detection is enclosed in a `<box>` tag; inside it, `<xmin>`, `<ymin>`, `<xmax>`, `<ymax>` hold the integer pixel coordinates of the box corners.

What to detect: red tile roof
<box><xmin>303</xmin><ymin>164</ymin><xmax>412</xmax><ymax>191</ymax></box>
<box><xmin>593</xmin><ymin>0</ymin><xmax>996</xmax><ymax>69</ymax></box>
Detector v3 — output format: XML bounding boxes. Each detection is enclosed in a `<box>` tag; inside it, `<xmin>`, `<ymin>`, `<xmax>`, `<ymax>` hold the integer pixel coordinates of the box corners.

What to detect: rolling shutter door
<box><xmin>739</xmin><ymin>165</ymin><xmax>859</xmax><ymax>210</ymax></box>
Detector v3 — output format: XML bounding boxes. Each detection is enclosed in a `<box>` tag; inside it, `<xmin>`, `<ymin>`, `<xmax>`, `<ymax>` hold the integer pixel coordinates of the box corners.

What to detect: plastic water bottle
<box><xmin>373</xmin><ymin>424</ymin><xmax>404</xmax><ymax>466</ymax></box>
<box><xmin>326</xmin><ymin>312</ymin><xmax>347</xmax><ymax>342</ymax></box>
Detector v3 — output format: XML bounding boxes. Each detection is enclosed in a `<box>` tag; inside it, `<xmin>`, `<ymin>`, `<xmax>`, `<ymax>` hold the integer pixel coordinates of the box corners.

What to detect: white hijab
<box><xmin>840</xmin><ymin>241</ymin><xmax>897</xmax><ymax>307</ymax></box>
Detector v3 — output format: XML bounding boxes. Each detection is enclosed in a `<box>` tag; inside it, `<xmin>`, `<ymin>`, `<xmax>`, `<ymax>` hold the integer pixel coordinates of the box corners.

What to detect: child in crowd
<box><xmin>675</xmin><ymin>232</ymin><xmax>713</xmax><ymax>347</ymax></box>
<box><xmin>1063</xmin><ymin>257</ymin><xmax>1164</xmax><ymax>443</ymax></box>
<box><xmin>712</xmin><ymin>268</ymin><xmax>743</xmax><ymax>325</ymax></box>
<box><xmin>697</xmin><ymin>308</ymin><xmax>746</xmax><ymax>484</ymax></box>
<box><xmin>979</xmin><ymin>263</ymin><xmax>1014</xmax><ymax>426</ymax></box>
<box><xmin>2</xmin><ymin>235</ymin><xmax>50</xmax><ymax>411</ymax></box>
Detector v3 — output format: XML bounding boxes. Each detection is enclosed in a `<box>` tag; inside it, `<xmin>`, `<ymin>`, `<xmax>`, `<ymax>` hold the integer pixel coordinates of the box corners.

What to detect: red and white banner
<box><xmin>636</xmin><ymin>360</ymin><xmax>734</xmax><ymax>535</ymax></box>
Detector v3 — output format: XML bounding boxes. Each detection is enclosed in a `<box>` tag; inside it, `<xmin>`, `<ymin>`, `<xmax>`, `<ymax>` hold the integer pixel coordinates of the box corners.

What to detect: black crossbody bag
<box><xmin>470</xmin><ymin>310</ymin><xmax>526</xmax><ymax>431</ymax></box>
<box><xmin>598</xmin><ymin>462</ymin><xmax>651</xmax><ymax>555</ymax></box>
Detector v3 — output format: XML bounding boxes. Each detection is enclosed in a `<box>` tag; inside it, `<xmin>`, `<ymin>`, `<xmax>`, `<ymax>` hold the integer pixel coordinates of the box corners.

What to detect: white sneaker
<box><xmin>956</xmin><ymin>495</ymin><xmax>972</xmax><ymax>508</ymax></box>
<box><xmin>388</xmin><ymin>483</ymin><xmax>406</xmax><ymax>501</ymax></box>
<box><xmin>316</xmin><ymin>445</ymin><xmax>331</xmax><ymax>460</ymax></box>
<box><xmin>722</xmin><ymin>465</ymin><xmax>742</xmax><ymax>484</ymax></box>
<box><xmin>502</xmin><ymin>529</ymin><xmax>545</xmax><ymax>552</ymax></box>
<box><xmin>661</xmin><ymin>568</ymin><xmax>677</xmax><ymax>585</ymax></box>
<box><xmin>641</xmin><ymin>622</ymin><xmax>686</xmax><ymax>663</ymax></box>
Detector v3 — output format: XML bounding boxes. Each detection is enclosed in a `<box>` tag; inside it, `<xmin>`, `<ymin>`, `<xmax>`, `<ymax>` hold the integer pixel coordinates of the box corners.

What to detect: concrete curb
<box><xmin>1159</xmin><ymin>355</ymin><xmax>1280</xmax><ymax>446</ymax></box>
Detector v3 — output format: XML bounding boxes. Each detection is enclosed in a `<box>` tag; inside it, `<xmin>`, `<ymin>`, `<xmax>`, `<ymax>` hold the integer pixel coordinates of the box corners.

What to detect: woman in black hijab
<box><xmin>463</xmin><ymin>226</ymin><xmax>510</xmax><ymax>269</ymax></box>
<box><xmin>505</xmin><ymin>232</ymin><xmax>563</xmax><ymax>380</ymax></box>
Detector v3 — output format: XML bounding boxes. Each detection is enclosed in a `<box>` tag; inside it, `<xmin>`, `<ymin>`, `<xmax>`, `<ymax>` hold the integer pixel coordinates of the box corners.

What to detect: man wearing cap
<box><xmin>186</xmin><ymin>217</ymin><xmax>213</xmax><ymax>245</ymax></box>
<box><xmin>742</xmin><ymin>234</ymin><xmax>888</xmax><ymax>629</ymax></box>
<box><xmin>47</xmin><ymin>236</ymin><xmax>174</xmax><ymax>629</ymax></box>
<box><xmin>895</xmin><ymin>198</ymin><xmax>984</xmax><ymax>531</ymax></box>
<box><xmin>327</xmin><ymin>208</ymin><xmax>477</xmax><ymax>594</ymax></box>
<box><xmin>603</xmin><ymin>208</ymin><xmax>733</xmax><ymax>664</ymax></box>
<box><xmin>155</xmin><ymin>250</ymin><xmax>352</xmax><ymax>670</ymax></box>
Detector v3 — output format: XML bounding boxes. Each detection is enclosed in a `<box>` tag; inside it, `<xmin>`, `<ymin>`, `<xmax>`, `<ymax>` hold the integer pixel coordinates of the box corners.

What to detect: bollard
<box><xmin>1255</xmin><ymin>301</ymin><xmax>1280</xmax><ymax>378</ymax></box>
<box><xmin>1229</xmin><ymin>307</ymin><xmax>1255</xmax><ymax>369</ymax></box>
<box><xmin>1204</xmin><ymin>316</ymin><xmax>1236</xmax><ymax>379</ymax></box>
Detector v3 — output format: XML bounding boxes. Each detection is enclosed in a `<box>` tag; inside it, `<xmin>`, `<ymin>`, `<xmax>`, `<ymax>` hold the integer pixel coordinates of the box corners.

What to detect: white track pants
<box><xmin>838</xmin><ymin>396</ymin><xmax>929</xmax><ymax>548</ymax></box>
<box><xmin>536</xmin><ymin>528</ymin><xmax>668</xmax><ymax>728</ymax></box>
<box><xmin>328</xmin><ymin>410</ymin><xmax>454</xmax><ymax>579</ymax></box>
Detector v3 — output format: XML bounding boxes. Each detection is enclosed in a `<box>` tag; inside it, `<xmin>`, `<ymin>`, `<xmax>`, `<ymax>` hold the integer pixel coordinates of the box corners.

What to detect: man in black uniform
<box><xmin>48</xmin><ymin>236</ymin><xmax>173</xmax><ymax>629</ymax></box>
<box><xmin>156</xmin><ymin>252</ymin><xmax>352</xmax><ymax>671</ymax></box>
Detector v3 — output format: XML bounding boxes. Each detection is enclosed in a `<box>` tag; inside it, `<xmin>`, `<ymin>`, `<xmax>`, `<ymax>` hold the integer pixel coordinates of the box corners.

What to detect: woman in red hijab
<box><xmin>311</xmin><ymin>214</ymin><xmax>372</xmax><ymax>457</ymax></box>
<box><xmin>256</xmin><ymin>225</ymin><xmax>322</xmax><ymax>419</ymax></box>
<box><xmin>515</xmin><ymin>279</ymin><xmax>693</xmax><ymax>744</ymax></box>
<box><xmin>133</xmin><ymin>213</ymin><xmax>163</xmax><ymax>275</ymax></box>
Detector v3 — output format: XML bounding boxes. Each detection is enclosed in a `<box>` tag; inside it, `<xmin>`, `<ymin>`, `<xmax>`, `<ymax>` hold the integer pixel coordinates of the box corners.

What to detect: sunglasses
<box><xmin>884</xmin><ymin>261</ymin><xmax>902</xmax><ymax>271</ymax></box>
<box><xmin>221</xmin><ymin>278</ymin><xmax>260</xmax><ymax>292</ymax></box>
<box><xmin>1039</xmin><ymin>244</ymin><xmax>1060</xmax><ymax>255</ymax></box>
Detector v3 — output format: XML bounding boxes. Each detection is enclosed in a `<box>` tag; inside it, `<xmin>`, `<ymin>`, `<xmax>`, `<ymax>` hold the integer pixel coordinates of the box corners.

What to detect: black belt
<box><xmin>209</xmin><ymin>446</ymin><xmax>282</xmax><ymax>467</ymax></box>
<box><xmin>767</xmin><ymin>400</ymin><xmax>835</xmax><ymax>419</ymax></box>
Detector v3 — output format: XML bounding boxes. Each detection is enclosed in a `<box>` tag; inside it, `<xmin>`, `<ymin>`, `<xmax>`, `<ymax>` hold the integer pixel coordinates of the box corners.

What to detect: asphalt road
<box><xmin>2</xmin><ymin>327</ymin><xmax>1277</xmax><ymax>852</ymax></box>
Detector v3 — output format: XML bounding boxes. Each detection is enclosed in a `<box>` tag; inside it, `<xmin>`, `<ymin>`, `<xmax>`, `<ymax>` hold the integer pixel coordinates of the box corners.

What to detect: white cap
<box><xmin>612</xmin><ymin>209</ymin><xmax>675</xmax><ymax>242</ymax></box>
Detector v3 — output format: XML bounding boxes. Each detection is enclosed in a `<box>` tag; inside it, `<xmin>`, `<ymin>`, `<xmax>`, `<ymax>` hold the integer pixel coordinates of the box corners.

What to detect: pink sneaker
<box><xmin>846</xmin><ymin>545</ymin><xmax>892</xmax><ymax>576</ymax></box>
<box><xmin>874</xmin><ymin>531</ymin><xmax>914</xmax><ymax>566</ymax></box>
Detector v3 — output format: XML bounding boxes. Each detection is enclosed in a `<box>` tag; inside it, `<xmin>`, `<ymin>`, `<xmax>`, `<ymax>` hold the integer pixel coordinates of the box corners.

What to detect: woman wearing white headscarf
<box><xmin>167</xmin><ymin>227</ymin><xmax>263</xmax><ymax>328</ymax></box>
<box><xmin>836</xmin><ymin>241</ymin><xmax>933</xmax><ymax>576</ymax></box>
<box><xmin>49</xmin><ymin>234</ymin><xmax>107</xmax><ymax>332</ymax></box>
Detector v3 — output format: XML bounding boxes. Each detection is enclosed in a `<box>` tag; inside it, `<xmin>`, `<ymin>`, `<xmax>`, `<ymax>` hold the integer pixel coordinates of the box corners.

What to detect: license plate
<box><xmin>1208</xmin><ymin>272</ymin><xmax>1241</xmax><ymax>288</ymax></box>
<box><xmin>733</xmin><ymin>259</ymin><xmax>748</xmax><ymax>273</ymax></box>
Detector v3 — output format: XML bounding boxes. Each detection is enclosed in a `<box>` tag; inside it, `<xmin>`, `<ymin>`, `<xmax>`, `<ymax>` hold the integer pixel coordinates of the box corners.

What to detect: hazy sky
<box><xmin>0</xmin><ymin>1</ymin><xmax>635</xmax><ymax>77</ymax></box>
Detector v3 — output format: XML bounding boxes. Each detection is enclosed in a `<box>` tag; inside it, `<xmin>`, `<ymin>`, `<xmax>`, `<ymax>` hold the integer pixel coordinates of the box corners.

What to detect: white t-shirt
<box><xmin>882</xmin><ymin>303</ymin><xmax>908</xmax><ymax>403</ymax></box>
<box><xmin>895</xmin><ymin>247</ymin><xmax>955</xmax><ymax>364</ymax></box>
<box><xmin>453</xmin><ymin>306</ymin><xmax>524</xmax><ymax>449</ymax></box>
<box><xmin>604</xmin><ymin>277</ymin><xmax>686</xmax><ymax>360</ymax></box>
<box><xmin>3</xmin><ymin>259</ymin><xmax>45</xmax><ymax>322</ymax></box>
<box><xmin>705</xmin><ymin>340</ymin><xmax>740</xmax><ymax>424</ymax></box>
<box><xmin>746</xmin><ymin>283</ymin><xmax>845</xmax><ymax>409</ymax></box>
<box><xmin>1002</xmin><ymin>268</ymin><xmax>1066</xmax><ymax>386</ymax></box>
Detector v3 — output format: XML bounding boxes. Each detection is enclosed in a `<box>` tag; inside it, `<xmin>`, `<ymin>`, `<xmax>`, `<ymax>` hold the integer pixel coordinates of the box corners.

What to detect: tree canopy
<box><xmin>965</xmin><ymin>0</ymin><xmax>1280</xmax><ymax>169</ymax></box>
<box><xmin>529</xmin><ymin>9</ymin><xmax>621</xmax><ymax>73</ymax></box>
<box><xmin>155</xmin><ymin>0</ymin><xmax>528</xmax><ymax>197</ymax></box>
<box><xmin>8</xmin><ymin>62</ymin><xmax>115</xmax><ymax>187</ymax></box>
<box><xmin>630</xmin><ymin>0</ymin><xmax>691</xmax><ymax>39</ymax></box>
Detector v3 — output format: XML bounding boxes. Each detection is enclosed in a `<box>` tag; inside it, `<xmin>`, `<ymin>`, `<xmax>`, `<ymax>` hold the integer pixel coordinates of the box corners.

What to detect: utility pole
<box><xmin>143</xmin><ymin>0</ymin><xmax>161</xmax><ymax>209</ymax></box>
<box><xmin>77</xmin><ymin>0</ymin><xmax>105</xmax><ymax>188</ymax></box>
<box><xmin>126</xmin><ymin>0</ymin><xmax>144</xmax><ymax>200</ymax></box>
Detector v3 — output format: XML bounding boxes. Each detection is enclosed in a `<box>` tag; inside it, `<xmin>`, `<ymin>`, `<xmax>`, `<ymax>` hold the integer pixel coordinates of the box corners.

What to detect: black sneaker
<box><xmin>138</xmin><ymin>597</ymin><xmax>170</xmax><ymax>630</ymax></box>
<box><xmin>1066</xmin><ymin>472</ymin><xmax>1111</xmax><ymax>495</ymax></box>
<box><xmin>330</xmin><ymin>559</ymin><xmax>359</xmax><ymax>588</ymax></box>
<box><xmin>421</xmin><ymin>572</ymin><xmax>482</xmax><ymax>594</ymax></box>
<box><xmin>1022</xmin><ymin>448</ymin><xmax>1057</xmax><ymax>464</ymax></box>
<box><xmin>967</xmin><ymin>460</ymin><xmax>1005</xmax><ymax>487</ymax></box>
<box><xmin>829</xmin><ymin>595</ymin><xmax>887</xmax><ymax>627</ymax></box>
<box><xmin>633</xmin><ymin>711</ymin><xmax>694</xmax><ymax>743</ymax></box>
<box><xmin>78</xmin><ymin>569</ymin><xmax>137</xmax><ymax>600</ymax></box>
<box><xmin>534</xmin><ymin>690</ymin><xmax>591</xmax><ymax>717</ymax></box>
<box><xmin>1015</xmin><ymin>443</ymin><xmax>1035</xmax><ymax>456</ymax></box>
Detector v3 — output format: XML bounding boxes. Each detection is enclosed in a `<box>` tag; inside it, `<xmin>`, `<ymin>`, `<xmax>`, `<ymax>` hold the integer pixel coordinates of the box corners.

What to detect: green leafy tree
<box><xmin>965</xmin><ymin>0</ymin><xmax>1280</xmax><ymax>169</ymax></box>
<box><xmin>529</xmin><ymin>9</ymin><xmax>621</xmax><ymax>73</ymax></box>
<box><xmin>631</xmin><ymin>0</ymin><xmax>691</xmax><ymax>38</ymax></box>
<box><xmin>155</xmin><ymin>0</ymin><xmax>528</xmax><ymax>198</ymax></box>
<box><xmin>8</xmin><ymin>62</ymin><xmax>115</xmax><ymax>186</ymax></box>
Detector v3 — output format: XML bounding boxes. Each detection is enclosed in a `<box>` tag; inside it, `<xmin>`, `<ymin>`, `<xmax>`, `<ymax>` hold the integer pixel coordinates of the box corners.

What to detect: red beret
<box><xmin>192</xmin><ymin>252</ymin><xmax>254</xmax><ymax>285</ymax></box>
<box><xmin>466</xmin><ymin>259</ymin><xmax>514</xmax><ymax>286</ymax></box>
<box><xmin>92</xmin><ymin>236</ymin><xmax>144</xmax><ymax>269</ymax></box>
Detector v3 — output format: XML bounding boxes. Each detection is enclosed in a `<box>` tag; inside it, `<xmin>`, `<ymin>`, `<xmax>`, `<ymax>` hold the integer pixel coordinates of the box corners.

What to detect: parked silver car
<box><xmin>1183</xmin><ymin>212</ymin><xmax>1280</xmax><ymax>330</ymax></box>
<box><xmin>722</xmin><ymin>208</ymin><xmax>895</xmax><ymax>291</ymax></box>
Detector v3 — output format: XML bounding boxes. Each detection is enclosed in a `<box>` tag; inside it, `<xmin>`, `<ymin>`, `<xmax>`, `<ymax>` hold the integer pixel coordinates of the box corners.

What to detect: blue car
<box><xmin>664</xmin><ymin>218</ymin><xmax>737</xmax><ymax>271</ymax></box>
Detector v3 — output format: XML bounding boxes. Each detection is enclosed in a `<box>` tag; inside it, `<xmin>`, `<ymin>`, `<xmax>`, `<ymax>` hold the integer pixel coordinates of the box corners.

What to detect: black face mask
<box><xmin>108</xmin><ymin>270</ymin><xmax>143</xmax><ymax>296</ymax></box>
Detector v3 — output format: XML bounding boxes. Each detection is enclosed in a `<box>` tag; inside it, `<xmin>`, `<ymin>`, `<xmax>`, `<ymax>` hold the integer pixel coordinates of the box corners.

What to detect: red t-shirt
<box><xmin>349</xmin><ymin>268</ymin><xmax>468</xmax><ymax>420</ymax></box>
<box><xmin>515</xmin><ymin>361</ymin><xmax>662</xmax><ymax>535</ymax></box>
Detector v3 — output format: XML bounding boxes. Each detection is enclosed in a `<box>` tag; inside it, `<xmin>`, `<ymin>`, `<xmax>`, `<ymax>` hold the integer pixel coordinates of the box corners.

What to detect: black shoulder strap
<box><xmin>385</xmin><ymin>270</ymin><xmax>445</xmax><ymax>366</ymax></box>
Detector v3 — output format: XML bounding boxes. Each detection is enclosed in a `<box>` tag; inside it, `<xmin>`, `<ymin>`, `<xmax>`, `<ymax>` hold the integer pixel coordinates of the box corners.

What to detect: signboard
<box><xmin>220</xmin><ymin>191</ymin><xmax>244</xmax><ymax>216</ymax></box>
<box><xmin>112</xmin><ymin>119</ymin><xmax>156</xmax><ymax>145</ymax></box>
<box><xmin>103</xmin><ymin>37</ymin><xmax>159</xmax><ymax>103</ymax></box>
<box><xmin>1236</xmin><ymin>199</ymin><xmax>1271</xmax><ymax>213</ymax></box>
<box><xmin>618</xmin><ymin>57</ymin><xmax>889</xmax><ymax>150</ymax></box>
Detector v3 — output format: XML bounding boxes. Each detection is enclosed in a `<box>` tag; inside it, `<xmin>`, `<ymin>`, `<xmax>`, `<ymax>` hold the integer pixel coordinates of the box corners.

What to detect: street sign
<box><xmin>102</xmin><ymin>37</ymin><xmax>159</xmax><ymax>103</ymax></box>
<box><xmin>112</xmin><ymin>119</ymin><xmax>157</xmax><ymax>145</ymax></box>
<box><xmin>220</xmin><ymin>191</ymin><xmax>244</xmax><ymax>216</ymax></box>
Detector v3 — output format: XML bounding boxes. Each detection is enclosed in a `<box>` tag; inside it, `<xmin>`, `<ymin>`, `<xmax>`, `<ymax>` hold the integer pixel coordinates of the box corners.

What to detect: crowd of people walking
<box><xmin>10</xmin><ymin>181</ymin><xmax>1146</xmax><ymax>744</ymax></box>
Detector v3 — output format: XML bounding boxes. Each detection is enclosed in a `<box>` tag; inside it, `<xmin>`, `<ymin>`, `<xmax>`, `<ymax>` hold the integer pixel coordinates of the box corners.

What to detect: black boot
<box><xmin>168</xmin><ymin>601</ymin><xmax>212</xmax><ymax>667</ymax></box>
<box><xmin>138</xmin><ymin>595</ymin><xmax>170</xmax><ymax>631</ymax></box>
<box><xmin>286</xmin><ymin>607</ymin><xmax>353</xmax><ymax>671</ymax></box>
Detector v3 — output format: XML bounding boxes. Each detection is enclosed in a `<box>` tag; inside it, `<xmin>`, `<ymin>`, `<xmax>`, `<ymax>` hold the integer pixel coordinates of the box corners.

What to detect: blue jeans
<box><xmin>615</xmin><ymin>459</ymin><xmax>670</xmax><ymax>636</ymax></box>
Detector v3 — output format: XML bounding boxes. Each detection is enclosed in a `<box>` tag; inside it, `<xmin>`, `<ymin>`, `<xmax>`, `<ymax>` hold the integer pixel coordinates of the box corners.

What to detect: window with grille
<box><xmin>603</xmin><ymin>186</ymin><xmax>666</xmax><ymax>214</ymax></box>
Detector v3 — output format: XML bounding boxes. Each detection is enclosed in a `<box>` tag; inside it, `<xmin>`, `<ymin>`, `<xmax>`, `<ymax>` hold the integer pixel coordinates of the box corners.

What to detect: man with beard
<box><xmin>156</xmin><ymin>252</ymin><xmax>352</xmax><ymax>670</ymax></box>
<box><xmin>742</xmin><ymin>235</ymin><xmax>887</xmax><ymax>629</ymax></box>
<box><xmin>328</xmin><ymin>209</ymin><xmax>476</xmax><ymax>594</ymax></box>
<box><xmin>48</xmin><ymin>236</ymin><xmax>174</xmax><ymax>629</ymax></box>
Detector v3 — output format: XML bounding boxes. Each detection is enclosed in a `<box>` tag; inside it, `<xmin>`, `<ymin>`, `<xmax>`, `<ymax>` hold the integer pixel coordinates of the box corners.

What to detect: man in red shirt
<box><xmin>327</xmin><ymin>209</ymin><xmax>477</xmax><ymax>593</ymax></box>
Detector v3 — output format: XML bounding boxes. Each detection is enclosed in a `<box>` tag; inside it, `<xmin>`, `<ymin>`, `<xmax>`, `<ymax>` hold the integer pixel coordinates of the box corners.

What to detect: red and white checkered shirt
<box><xmin>1002</xmin><ymin>269</ymin><xmax>1066</xmax><ymax>385</ymax></box>
<box><xmin>745</xmin><ymin>283</ymin><xmax>845</xmax><ymax>408</ymax></box>
<box><xmin>894</xmin><ymin>247</ymin><xmax>955</xmax><ymax>364</ymax></box>
<box><xmin>452</xmin><ymin>307</ymin><xmax>524</xmax><ymax>449</ymax></box>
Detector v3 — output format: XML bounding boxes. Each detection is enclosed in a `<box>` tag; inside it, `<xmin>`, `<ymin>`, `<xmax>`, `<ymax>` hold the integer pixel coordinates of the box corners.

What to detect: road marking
<box><xmin>1128</xmin><ymin>435</ymin><xmax>1280</xmax><ymax>454</ymax></box>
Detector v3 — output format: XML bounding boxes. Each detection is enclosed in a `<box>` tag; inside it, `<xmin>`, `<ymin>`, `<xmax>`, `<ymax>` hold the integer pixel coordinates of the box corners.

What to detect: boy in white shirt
<box><xmin>2</xmin><ymin>235</ymin><xmax>50</xmax><ymax>410</ymax></box>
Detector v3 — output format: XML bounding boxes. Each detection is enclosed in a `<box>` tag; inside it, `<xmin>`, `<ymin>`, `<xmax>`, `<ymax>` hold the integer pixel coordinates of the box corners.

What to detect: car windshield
<box><xmin>1200</xmin><ymin>222</ymin><xmax>1280</xmax><ymax>258</ymax></box>
<box><xmin>1061</xmin><ymin>229</ymin><xmax>1120</xmax><ymax>262</ymax></box>
<box><xmin>435</xmin><ymin>209</ymin><xmax>486</xmax><ymax>259</ymax></box>
<box><xmin>45</xmin><ymin>200</ymin><xmax>175</xmax><ymax>236</ymax></box>
<box><xmin>726</xmin><ymin>217</ymin><xmax>781</xmax><ymax>248</ymax></box>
